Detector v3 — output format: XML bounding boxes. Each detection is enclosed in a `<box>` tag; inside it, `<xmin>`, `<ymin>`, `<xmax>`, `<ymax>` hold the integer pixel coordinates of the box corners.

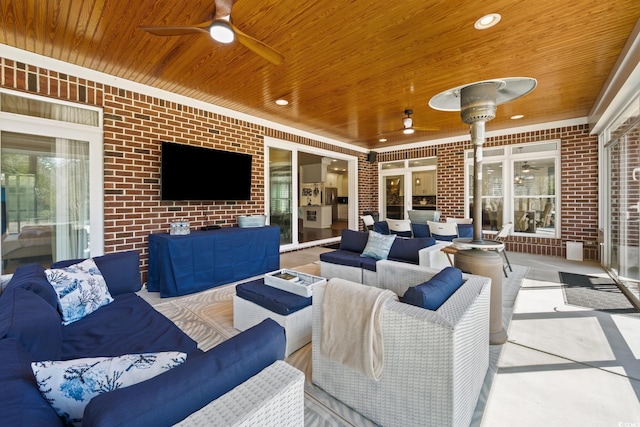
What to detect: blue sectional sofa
<box><xmin>320</xmin><ymin>229</ymin><xmax>451</xmax><ymax>285</ymax></box>
<box><xmin>0</xmin><ymin>250</ymin><xmax>303</xmax><ymax>426</ymax></box>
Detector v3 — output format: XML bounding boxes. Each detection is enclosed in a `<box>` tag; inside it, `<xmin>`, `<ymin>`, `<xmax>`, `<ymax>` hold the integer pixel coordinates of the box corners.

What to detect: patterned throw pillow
<box><xmin>31</xmin><ymin>352</ymin><xmax>187</xmax><ymax>426</ymax></box>
<box><xmin>360</xmin><ymin>230</ymin><xmax>397</xmax><ymax>260</ymax></box>
<box><xmin>45</xmin><ymin>258</ymin><xmax>113</xmax><ymax>325</ymax></box>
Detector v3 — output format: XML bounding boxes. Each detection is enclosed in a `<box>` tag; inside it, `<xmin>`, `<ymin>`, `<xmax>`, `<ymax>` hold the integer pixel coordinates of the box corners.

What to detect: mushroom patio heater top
<box><xmin>429</xmin><ymin>77</ymin><xmax>537</xmax><ymax>245</ymax></box>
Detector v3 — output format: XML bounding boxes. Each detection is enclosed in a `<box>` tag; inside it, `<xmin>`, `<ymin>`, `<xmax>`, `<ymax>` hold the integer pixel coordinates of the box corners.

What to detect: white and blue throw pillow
<box><xmin>31</xmin><ymin>351</ymin><xmax>187</xmax><ymax>426</ymax></box>
<box><xmin>45</xmin><ymin>258</ymin><xmax>113</xmax><ymax>325</ymax></box>
<box><xmin>361</xmin><ymin>230</ymin><xmax>397</xmax><ymax>260</ymax></box>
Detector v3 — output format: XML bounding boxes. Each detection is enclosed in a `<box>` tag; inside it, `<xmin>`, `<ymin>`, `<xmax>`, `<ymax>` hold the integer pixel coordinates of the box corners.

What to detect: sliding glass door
<box><xmin>268</xmin><ymin>147</ymin><xmax>294</xmax><ymax>245</ymax></box>
<box><xmin>265</xmin><ymin>137</ymin><xmax>357</xmax><ymax>249</ymax></box>
<box><xmin>0</xmin><ymin>90</ymin><xmax>103</xmax><ymax>274</ymax></box>
<box><xmin>605</xmin><ymin>100</ymin><xmax>640</xmax><ymax>299</ymax></box>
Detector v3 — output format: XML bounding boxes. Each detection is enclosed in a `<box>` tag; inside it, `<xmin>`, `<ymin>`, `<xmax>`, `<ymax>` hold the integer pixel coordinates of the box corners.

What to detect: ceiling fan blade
<box><xmin>139</xmin><ymin>20</ymin><xmax>212</xmax><ymax>37</ymax></box>
<box><xmin>413</xmin><ymin>126</ymin><xmax>440</xmax><ymax>132</ymax></box>
<box><xmin>231</xmin><ymin>23</ymin><xmax>284</xmax><ymax>65</ymax></box>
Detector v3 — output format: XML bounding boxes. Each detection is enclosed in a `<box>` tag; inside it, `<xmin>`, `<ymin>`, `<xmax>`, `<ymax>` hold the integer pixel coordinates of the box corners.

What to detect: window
<box><xmin>0</xmin><ymin>90</ymin><xmax>103</xmax><ymax>273</ymax></box>
<box><xmin>465</xmin><ymin>141</ymin><xmax>559</xmax><ymax>236</ymax></box>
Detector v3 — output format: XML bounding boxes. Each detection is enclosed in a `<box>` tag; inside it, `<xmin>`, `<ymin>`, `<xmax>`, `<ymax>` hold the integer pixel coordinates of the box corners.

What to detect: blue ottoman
<box><xmin>233</xmin><ymin>279</ymin><xmax>312</xmax><ymax>356</ymax></box>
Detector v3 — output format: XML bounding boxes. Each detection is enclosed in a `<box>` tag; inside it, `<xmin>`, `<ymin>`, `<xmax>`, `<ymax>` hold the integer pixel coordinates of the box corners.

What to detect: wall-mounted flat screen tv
<box><xmin>161</xmin><ymin>141</ymin><xmax>252</xmax><ymax>201</ymax></box>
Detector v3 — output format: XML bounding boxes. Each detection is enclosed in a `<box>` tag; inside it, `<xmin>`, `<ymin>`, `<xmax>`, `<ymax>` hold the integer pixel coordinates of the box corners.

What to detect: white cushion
<box><xmin>45</xmin><ymin>258</ymin><xmax>113</xmax><ymax>325</ymax></box>
<box><xmin>31</xmin><ymin>351</ymin><xmax>187</xmax><ymax>426</ymax></box>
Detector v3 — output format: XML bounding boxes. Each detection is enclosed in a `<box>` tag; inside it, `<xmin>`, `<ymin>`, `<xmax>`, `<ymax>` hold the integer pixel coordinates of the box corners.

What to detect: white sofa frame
<box><xmin>312</xmin><ymin>260</ymin><xmax>491</xmax><ymax>427</ymax></box>
<box><xmin>320</xmin><ymin>240</ymin><xmax>452</xmax><ymax>286</ymax></box>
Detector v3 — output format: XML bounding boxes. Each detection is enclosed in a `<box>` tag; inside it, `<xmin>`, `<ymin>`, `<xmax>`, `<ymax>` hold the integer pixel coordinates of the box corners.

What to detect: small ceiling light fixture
<box><xmin>379</xmin><ymin>137</ymin><xmax>387</xmax><ymax>142</ymax></box>
<box><xmin>402</xmin><ymin>109</ymin><xmax>416</xmax><ymax>134</ymax></box>
<box><xmin>209</xmin><ymin>18</ymin><xmax>235</xmax><ymax>43</ymax></box>
<box><xmin>275</xmin><ymin>99</ymin><xmax>289</xmax><ymax>105</ymax></box>
<box><xmin>474</xmin><ymin>13</ymin><xmax>501</xmax><ymax>30</ymax></box>
<box><xmin>510</xmin><ymin>114</ymin><xmax>524</xmax><ymax>120</ymax></box>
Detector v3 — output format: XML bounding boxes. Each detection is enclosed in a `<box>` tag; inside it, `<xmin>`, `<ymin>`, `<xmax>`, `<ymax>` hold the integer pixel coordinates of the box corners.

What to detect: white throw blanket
<box><xmin>320</xmin><ymin>278</ymin><xmax>398</xmax><ymax>381</ymax></box>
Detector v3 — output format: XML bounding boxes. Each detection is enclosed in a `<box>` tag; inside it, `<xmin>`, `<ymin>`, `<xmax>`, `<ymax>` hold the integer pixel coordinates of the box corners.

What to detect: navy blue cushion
<box><xmin>51</xmin><ymin>250</ymin><xmax>142</xmax><ymax>296</ymax></box>
<box><xmin>388</xmin><ymin>237</ymin><xmax>436</xmax><ymax>264</ymax></box>
<box><xmin>401</xmin><ymin>267</ymin><xmax>465</xmax><ymax>310</ymax></box>
<box><xmin>4</xmin><ymin>263</ymin><xmax>59</xmax><ymax>310</ymax></box>
<box><xmin>0</xmin><ymin>288</ymin><xmax>62</xmax><ymax>361</ymax></box>
<box><xmin>0</xmin><ymin>338</ymin><xmax>64</xmax><ymax>426</ymax></box>
<box><xmin>339</xmin><ymin>229</ymin><xmax>369</xmax><ymax>253</ymax></box>
<box><xmin>411</xmin><ymin>223</ymin><xmax>431</xmax><ymax>238</ymax></box>
<box><xmin>431</xmin><ymin>233</ymin><xmax>457</xmax><ymax>241</ymax></box>
<box><xmin>457</xmin><ymin>223</ymin><xmax>474</xmax><ymax>238</ymax></box>
<box><xmin>235</xmin><ymin>279</ymin><xmax>312</xmax><ymax>316</ymax></box>
<box><xmin>82</xmin><ymin>319</ymin><xmax>286</xmax><ymax>427</ymax></box>
<box><xmin>373</xmin><ymin>221</ymin><xmax>390</xmax><ymax>234</ymax></box>
<box><xmin>61</xmin><ymin>293</ymin><xmax>201</xmax><ymax>360</ymax></box>
<box><xmin>319</xmin><ymin>250</ymin><xmax>363</xmax><ymax>268</ymax></box>
<box><xmin>359</xmin><ymin>256</ymin><xmax>378</xmax><ymax>272</ymax></box>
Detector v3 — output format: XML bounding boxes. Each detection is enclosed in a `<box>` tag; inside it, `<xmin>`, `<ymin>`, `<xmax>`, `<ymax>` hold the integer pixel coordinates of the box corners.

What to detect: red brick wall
<box><xmin>0</xmin><ymin>56</ymin><xmax>600</xmax><ymax>273</ymax></box>
<box><xmin>378</xmin><ymin>125</ymin><xmax>600</xmax><ymax>260</ymax></box>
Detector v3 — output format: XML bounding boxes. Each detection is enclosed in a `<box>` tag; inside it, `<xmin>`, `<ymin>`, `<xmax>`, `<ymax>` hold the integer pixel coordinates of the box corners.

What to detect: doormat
<box><xmin>559</xmin><ymin>271</ymin><xmax>640</xmax><ymax>317</ymax></box>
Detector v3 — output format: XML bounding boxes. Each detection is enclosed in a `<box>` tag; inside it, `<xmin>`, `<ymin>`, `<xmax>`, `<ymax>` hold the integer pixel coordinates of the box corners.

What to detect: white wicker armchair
<box><xmin>312</xmin><ymin>260</ymin><xmax>491</xmax><ymax>427</ymax></box>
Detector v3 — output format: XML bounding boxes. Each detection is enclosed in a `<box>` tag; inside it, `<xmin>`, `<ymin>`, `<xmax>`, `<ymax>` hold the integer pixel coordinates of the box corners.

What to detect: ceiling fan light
<box><xmin>402</xmin><ymin>116</ymin><xmax>413</xmax><ymax>128</ymax></box>
<box><xmin>403</xmin><ymin>128</ymin><xmax>415</xmax><ymax>135</ymax></box>
<box><xmin>210</xmin><ymin>21</ymin><xmax>235</xmax><ymax>43</ymax></box>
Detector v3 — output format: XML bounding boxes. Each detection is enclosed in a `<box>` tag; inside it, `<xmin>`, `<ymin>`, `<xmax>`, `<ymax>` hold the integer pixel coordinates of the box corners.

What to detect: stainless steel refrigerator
<box><xmin>325</xmin><ymin>187</ymin><xmax>338</xmax><ymax>220</ymax></box>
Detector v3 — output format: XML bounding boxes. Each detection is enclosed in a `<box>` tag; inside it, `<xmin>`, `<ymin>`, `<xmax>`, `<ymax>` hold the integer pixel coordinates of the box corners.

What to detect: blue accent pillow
<box><xmin>51</xmin><ymin>250</ymin><xmax>142</xmax><ymax>296</ymax></box>
<box><xmin>388</xmin><ymin>236</ymin><xmax>436</xmax><ymax>264</ymax></box>
<box><xmin>361</xmin><ymin>231</ymin><xmax>396</xmax><ymax>260</ymax></box>
<box><xmin>32</xmin><ymin>352</ymin><xmax>186</xmax><ymax>426</ymax></box>
<box><xmin>0</xmin><ymin>339</ymin><xmax>64</xmax><ymax>426</ymax></box>
<box><xmin>82</xmin><ymin>318</ymin><xmax>286</xmax><ymax>427</ymax></box>
<box><xmin>373</xmin><ymin>221</ymin><xmax>390</xmax><ymax>235</ymax></box>
<box><xmin>4</xmin><ymin>263</ymin><xmax>59</xmax><ymax>310</ymax></box>
<box><xmin>339</xmin><ymin>229</ymin><xmax>369</xmax><ymax>253</ymax></box>
<box><xmin>411</xmin><ymin>223</ymin><xmax>431</xmax><ymax>238</ymax></box>
<box><xmin>0</xmin><ymin>287</ymin><xmax>62</xmax><ymax>362</ymax></box>
<box><xmin>45</xmin><ymin>258</ymin><xmax>114</xmax><ymax>325</ymax></box>
<box><xmin>457</xmin><ymin>223</ymin><xmax>474</xmax><ymax>238</ymax></box>
<box><xmin>401</xmin><ymin>267</ymin><xmax>465</xmax><ymax>310</ymax></box>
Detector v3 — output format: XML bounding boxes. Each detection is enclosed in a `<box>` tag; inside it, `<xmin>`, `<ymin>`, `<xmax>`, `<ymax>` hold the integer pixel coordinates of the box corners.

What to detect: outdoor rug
<box><xmin>138</xmin><ymin>263</ymin><xmax>530</xmax><ymax>426</ymax></box>
<box><xmin>559</xmin><ymin>271</ymin><xmax>640</xmax><ymax>317</ymax></box>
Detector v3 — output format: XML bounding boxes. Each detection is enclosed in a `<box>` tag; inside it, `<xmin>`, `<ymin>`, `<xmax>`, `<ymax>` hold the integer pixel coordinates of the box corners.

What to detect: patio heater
<box><xmin>429</xmin><ymin>78</ymin><xmax>537</xmax><ymax>344</ymax></box>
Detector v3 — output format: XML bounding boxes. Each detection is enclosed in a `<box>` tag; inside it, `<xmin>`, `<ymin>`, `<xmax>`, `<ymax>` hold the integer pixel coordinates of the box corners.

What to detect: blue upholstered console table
<box><xmin>147</xmin><ymin>226</ymin><xmax>280</xmax><ymax>297</ymax></box>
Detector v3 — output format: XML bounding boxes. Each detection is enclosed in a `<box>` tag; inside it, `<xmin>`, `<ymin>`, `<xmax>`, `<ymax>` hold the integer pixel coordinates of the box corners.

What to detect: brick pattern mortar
<box><xmin>1</xmin><ymin>57</ymin><xmax>599</xmax><ymax>280</ymax></box>
<box><xmin>378</xmin><ymin>125</ymin><xmax>599</xmax><ymax>260</ymax></box>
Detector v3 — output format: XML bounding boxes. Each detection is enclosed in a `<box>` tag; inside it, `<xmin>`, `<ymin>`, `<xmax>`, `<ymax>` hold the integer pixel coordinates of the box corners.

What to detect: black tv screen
<box><xmin>161</xmin><ymin>141</ymin><xmax>252</xmax><ymax>201</ymax></box>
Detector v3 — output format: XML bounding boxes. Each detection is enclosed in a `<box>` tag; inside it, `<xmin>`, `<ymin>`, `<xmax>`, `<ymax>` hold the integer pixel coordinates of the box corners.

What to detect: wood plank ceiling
<box><xmin>1</xmin><ymin>1</ymin><xmax>639</xmax><ymax>150</ymax></box>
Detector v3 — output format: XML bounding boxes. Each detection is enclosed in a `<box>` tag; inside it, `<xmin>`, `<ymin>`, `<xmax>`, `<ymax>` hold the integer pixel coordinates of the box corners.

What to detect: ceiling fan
<box><xmin>521</xmin><ymin>161</ymin><xmax>540</xmax><ymax>172</ymax></box>
<box><xmin>138</xmin><ymin>0</ymin><xmax>284</xmax><ymax>65</ymax></box>
<box><xmin>378</xmin><ymin>109</ymin><xmax>438</xmax><ymax>138</ymax></box>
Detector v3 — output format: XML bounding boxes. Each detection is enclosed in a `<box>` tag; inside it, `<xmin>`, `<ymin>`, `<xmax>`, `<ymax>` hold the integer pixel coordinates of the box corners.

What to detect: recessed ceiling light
<box><xmin>510</xmin><ymin>114</ymin><xmax>524</xmax><ymax>120</ymax></box>
<box><xmin>275</xmin><ymin>99</ymin><xmax>289</xmax><ymax>105</ymax></box>
<box><xmin>379</xmin><ymin>138</ymin><xmax>387</xmax><ymax>142</ymax></box>
<box><xmin>474</xmin><ymin>13</ymin><xmax>501</xmax><ymax>30</ymax></box>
